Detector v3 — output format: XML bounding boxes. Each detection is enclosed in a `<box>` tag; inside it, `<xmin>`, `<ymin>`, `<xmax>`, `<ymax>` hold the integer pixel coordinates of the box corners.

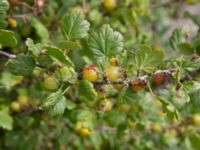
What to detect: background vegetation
<box><xmin>1</xmin><ymin>0</ymin><xmax>200</xmax><ymax>149</ymax></box>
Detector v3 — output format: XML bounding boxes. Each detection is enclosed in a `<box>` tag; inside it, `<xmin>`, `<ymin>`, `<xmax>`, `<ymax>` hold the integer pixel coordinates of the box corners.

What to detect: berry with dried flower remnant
<box><xmin>152</xmin><ymin>71</ymin><xmax>166</xmax><ymax>85</ymax></box>
<box><xmin>131</xmin><ymin>77</ymin><xmax>147</xmax><ymax>92</ymax></box>
<box><xmin>110</xmin><ymin>57</ymin><xmax>120</xmax><ymax>66</ymax></box>
<box><xmin>99</xmin><ymin>99</ymin><xmax>112</xmax><ymax>112</ymax></box>
<box><xmin>83</xmin><ymin>65</ymin><xmax>98</xmax><ymax>81</ymax></box>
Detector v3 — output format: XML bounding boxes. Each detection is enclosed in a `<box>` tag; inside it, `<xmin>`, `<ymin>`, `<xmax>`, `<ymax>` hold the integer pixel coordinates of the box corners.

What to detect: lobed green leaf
<box><xmin>131</xmin><ymin>45</ymin><xmax>164</xmax><ymax>72</ymax></box>
<box><xmin>88</xmin><ymin>24</ymin><xmax>123</xmax><ymax>57</ymax></box>
<box><xmin>78</xmin><ymin>80</ymin><xmax>97</xmax><ymax>102</ymax></box>
<box><xmin>0</xmin><ymin>29</ymin><xmax>17</xmax><ymax>47</ymax></box>
<box><xmin>61</xmin><ymin>12</ymin><xmax>90</xmax><ymax>40</ymax></box>
<box><xmin>6</xmin><ymin>54</ymin><xmax>36</xmax><ymax>76</ymax></box>
<box><xmin>0</xmin><ymin>109</ymin><xmax>13</xmax><ymax>131</ymax></box>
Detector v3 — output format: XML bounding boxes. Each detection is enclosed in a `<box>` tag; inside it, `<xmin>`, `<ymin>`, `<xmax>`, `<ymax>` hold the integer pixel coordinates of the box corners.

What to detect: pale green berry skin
<box><xmin>105</xmin><ymin>66</ymin><xmax>121</xmax><ymax>81</ymax></box>
<box><xmin>43</xmin><ymin>77</ymin><xmax>59</xmax><ymax>90</ymax></box>
<box><xmin>99</xmin><ymin>99</ymin><xmax>112</xmax><ymax>112</ymax></box>
<box><xmin>151</xmin><ymin>123</ymin><xmax>162</xmax><ymax>132</ymax></box>
<box><xmin>192</xmin><ymin>114</ymin><xmax>200</xmax><ymax>125</ymax></box>
<box><xmin>10</xmin><ymin>101</ymin><xmax>21</xmax><ymax>112</ymax></box>
<box><xmin>17</xmin><ymin>95</ymin><xmax>29</xmax><ymax>107</ymax></box>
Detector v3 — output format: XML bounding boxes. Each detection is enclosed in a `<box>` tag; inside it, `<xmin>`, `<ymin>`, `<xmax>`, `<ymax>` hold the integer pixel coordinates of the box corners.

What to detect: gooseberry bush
<box><xmin>1</xmin><ymin>0</ymin><xmax>200</xmax><ymax>149</ymax></box>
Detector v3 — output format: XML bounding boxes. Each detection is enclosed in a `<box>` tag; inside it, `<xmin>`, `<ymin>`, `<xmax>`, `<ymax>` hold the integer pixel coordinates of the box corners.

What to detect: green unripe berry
<box><xmin>17</xmin><ymin>95</ymin><xmax>29</xmax><ymax>107</ymax></box>
<box><xmin>151</xmin><ymin>123</ymin><xmax>162</xmax><ymax>132</ymax></box>
<box><xmin>99</xmin><ymin>99</ymin><xmax>112</xmax><ymax>112</ymax></box>
<box><xmin>192</xmin><ymin>114</ymin><xmax>200</xmax><ymax>125</ymax></box>
<box><xmin>43</xmin><ymin>76</ymin><xmax>59</xmax><ymax>90</ymax></box>
<box><xmin>104</xmin><ymin>66</ymin><xmax>121</xmax><ymax>81</ymax></box>
<box><xmin>10</xmin><ymin>101</ymin><xmax>21</xmax><ymax>112</ymax></box>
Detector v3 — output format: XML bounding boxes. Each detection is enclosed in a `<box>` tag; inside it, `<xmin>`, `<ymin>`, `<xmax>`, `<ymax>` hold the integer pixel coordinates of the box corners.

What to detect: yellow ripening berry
<box><xmin>117</xmin><ymin>104</ymin><xmax>130</xmax><ymax>112</ymax></box>
<box><xmin>75</xmin><ymin>121</ymin><xmax>83</xmax><ymax>131</ymax></box>
<box><xmin>17</xmin><ymin>95</ymin><xmax>29</xmax><ymax>107</ymax></box>
<box><xmin>10</xmin><ymin>101</ymin><xmax>21</xmax><ymax>112</ymax></box>
<box><xmin>97</xmin><ymin>91</ymin><xmax>105</xmax><ymax>99</ymax></box>
<box><xmin>151</xmin><ymin>123</ymin><xmax>162</xmax><ymax>132</ymax></box>
<box><xmin>83</xmin><ymin>65</ymin><xmax>98</xmax><ymax>81</ymax></box>
<box><xmin>110</xmin><ymin>57</ymin><xmax>119</xmax><ymax>66</ymax></box>
<box><xmin>86</xmin><ymin>100</ymin><xmax>97</xmax><ymax>107</ymax></box>
<box><xmin>43</xmin><ymin>76</ymin><xmax>59</xmax><ymax>90</ymax></box>
<box><xmin>99</xmin><ymin>99</ymin><xmax>112</xmax><ymax>112</ymax></box>
<box><xmin>7</xmin><ymin>17</ymin><xmax>17</xmax><ymax>28</ymax></box>
<box><xmin>104</xmin><ymin>0</ymin><xmax>117</xmax><ymax>11</ymax></box>
<box><xmin>127</xmin><ymin>119</ymin><xmax>137</xmax><ymax>128</ymax></box>
<box><xmin>71</xmin><ymin>6</ymin><xmax>83</xmax><ymax>13</ymax></box>
<box><xmin>114</xmin><ymin>83</ymin><xmax>123</xmax><ymax>90</ymax></box>
<box><xmin>168</xmin><ymin>129</ymin><xmax>177</xmax><ymax>137</ymax></box>
<box><xmin>104</xmin><ymin>66</ymin><xmax>121</xmax><ymax>81</ymax></box>
<box><xmin>132</xmin><ymin>84</ymin><xmax>144</xmax><ymax>92</ymax></box>
<box><xmin>192</xmin><ymin>114</ymin><xmax>200</xmax><ymax>125</ymax></box>
<box><xmin>131</xmin><ymin>80</ymin><xmax>146</xmax><ymax>92</ymax></box>
<box><xmin>80</xmin><ymin>128</ymin><xmax>90</xmax><ymax>137</ymax></box>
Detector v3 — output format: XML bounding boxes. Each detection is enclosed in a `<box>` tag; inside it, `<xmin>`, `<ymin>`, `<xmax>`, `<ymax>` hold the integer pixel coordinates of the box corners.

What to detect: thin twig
<box><xmin>0</xmin><ymin>50</ymin><xmax>16</xmax><ymax>59</ymax></box>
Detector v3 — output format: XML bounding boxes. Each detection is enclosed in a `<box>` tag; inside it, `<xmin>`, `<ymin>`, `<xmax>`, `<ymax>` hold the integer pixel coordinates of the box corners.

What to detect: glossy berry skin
<box><xmin>10</xmin><ymin>101</ymin><xmax>21</xmax><ymax>112</ymax></box>
<box><xmin>75</xmin><ymin>121</ymin><xmax>84</xmax><ymax>131</ymax></box>
<box><xmin>104</xmin><ymin>0</ymin><xmax>117</xmax><ymax>11</ymax></box>
<box><xmin>192</xmin><ymin>114</ymin><xmax>200</xmax><ymax>125</ymax></box>
<box><xmin>17</xmin><ymin>95</ymin><xmax>29</xmax><ymax>107</ymax></box>
<box><xmin>110</xmin><ymin>57</ymin><xmax>119</xmax><ymax>66</ymax></box>
<box><xmin>99</xmin><ymin>99</ymin><xmax>112</xmax><ymax>112</ymax></box>
<box><xmin>80</xmin><ymin>128</ymin><xmax>90</xmax><ymax>137</ymax></box>
<box><xmin>43</xmin><ymin>77</ymin><xmax>59</xmax><ymax>90</ymax></box>
<box><xmin>151</xmin><ymin>123</ymin><xmax>162</xmax><ymax>132</ymax></box>
<box><xmin>105</xmin><ymin>66</ymin><xmax>121</xmax><ymax>81</ymax></box>
<box><xmin>131</xmin><ymin>79</ymin><xmax>147</xmax><ymax>92</ymax></box>
<box><xmin>152</xmin><ymin>71</ymin><xmax>166</xmax><ymax>85</ymax></box>
<box><xmin>117</xmin><ymin>104</ymin><xmax>130</xmax><ymax>112</ymax></box>
<box><xmin>75</xmin><ymin>121</ymin><xmax>90</xmax><ymax>137</ymax></box>
<box><xmin>7</xmin><ymin>17</ymin><xmax>17</xmax><ymax>28</ymax></box>
<box><xmin>128</xmin><ymin>119</ymin><xmax>137</xmax><ymax>128</ymax></box>
<box><xmin>83</xmin><ymin>65</ymin><xmax>98</xmax><ymax>81</ymax></box>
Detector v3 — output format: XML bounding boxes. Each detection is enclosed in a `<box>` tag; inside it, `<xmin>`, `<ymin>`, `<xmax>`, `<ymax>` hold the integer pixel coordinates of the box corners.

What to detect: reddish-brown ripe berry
<box><xmin>152</xmin><ymin>71</ymin><xmax>166</xmax><ymax>85</ymax></box>
<box><xmin>131</xmin><ymin>79</ymin><xmax>147</xmax><ymax>92</ymax></box>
